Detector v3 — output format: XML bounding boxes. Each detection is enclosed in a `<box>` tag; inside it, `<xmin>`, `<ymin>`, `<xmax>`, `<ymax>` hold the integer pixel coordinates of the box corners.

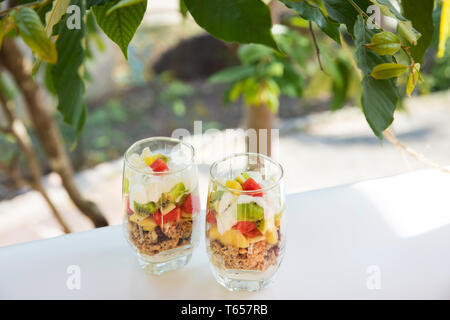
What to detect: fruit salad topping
<box><xmin>125</xmin><ymin>146</ymin><xmax>199</xmax><ymax>231</ymax></box>
<box><xmin>208</xmin><ymin>171</ymin><xmax>282</xmax><ymax>248</ymax></box>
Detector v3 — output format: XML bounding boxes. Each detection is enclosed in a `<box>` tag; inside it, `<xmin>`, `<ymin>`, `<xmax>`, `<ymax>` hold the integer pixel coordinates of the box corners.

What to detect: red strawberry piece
<box><xmin>206</xmin><ymin>209</ymin><xmax>217</xmax><ymax>224</ymax></box>
<box><xmin>125</xmin><ymin>196</ymin><xmax>133</xmax><ymax>215</ymax></box>
<box><xmin>150</xmin><ymin>157</ymin><xmax>168</xmax><ymax>172</ymax></box>
<box><xmin>232</xmin><ymin>221</ymin><xmax>261</xmax><ymax>237</ymax></box>
<box><xmin>154</xmin><ymin>207</ymin><xmax>181</xmax><ymax>226</ymax></box>
<box><xmin>241</xmin><ymin>177</ymin><xmax>263</xmax><ymax>197</ymax></box>
<box><xmin>182</xmin><ymin>194</ymin><xmax>193</xmax><ymax>214</ymax></box>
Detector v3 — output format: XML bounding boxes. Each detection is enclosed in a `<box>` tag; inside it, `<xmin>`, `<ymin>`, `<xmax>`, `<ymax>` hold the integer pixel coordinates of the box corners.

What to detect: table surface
<box><xmin>1</xmin><ymin>168</ymin><xmax>450</xmax><ymax>299</ymax></box>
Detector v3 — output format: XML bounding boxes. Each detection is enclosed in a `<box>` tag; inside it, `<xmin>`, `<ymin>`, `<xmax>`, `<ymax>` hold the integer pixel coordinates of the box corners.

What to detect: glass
<box><xmin>205</xmin><ymin>153</ymin><xmax>286</xmax><ymax>291</ymax></box>
<box><xmin>122</xmin><ymin>137</ymin><xmax>200</xmax><ymax>274</ymax></box>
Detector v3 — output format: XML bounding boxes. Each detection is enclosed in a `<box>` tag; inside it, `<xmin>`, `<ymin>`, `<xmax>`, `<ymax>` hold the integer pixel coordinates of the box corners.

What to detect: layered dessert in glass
<box><xmin>206</xmin><ymin>153</ymin><xmax>286</xmax><ymax>291</ymax></box>
<box><xmin>123</xmin><ymin>137</ymin><xmax>199</xmax><ymax>274</ymax></box>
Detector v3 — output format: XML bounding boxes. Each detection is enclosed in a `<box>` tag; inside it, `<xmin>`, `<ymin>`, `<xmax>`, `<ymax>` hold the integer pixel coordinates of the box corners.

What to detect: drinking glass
<box><xmin>206</xmin><ymin>153</ymin><xmax>286</xmax><ymax>291</ymax></box>
<box><xmin>123</xmin><ymin>137</ymin><xmax>200</xmax><ymax>274</ymax></box>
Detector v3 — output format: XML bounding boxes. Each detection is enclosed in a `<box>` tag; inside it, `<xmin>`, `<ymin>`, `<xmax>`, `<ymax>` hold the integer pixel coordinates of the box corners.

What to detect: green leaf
<box><xmin>106</xmin><ymin>0</ymin><xmax>146</xmax><ymax>15</ymax></box>
<box><xmin>401</xmin><ymin>0</ymin><xmax>434</xmax><ymax>63</ymax></box>
<box><xmin>238</xmin><ymin>43</ymin><xmax>274</xmax><ymax>64</ymax></box>
<box><xmin>280</xmin><ymin>0</ymin><xmax>341</xmax><ymax>43</ymax></box>
<box><xmin>0</xmin><ymin>16</ymin><xmax>15</xmax><ymax>50</ymax></box>
<box><xmin>184</xmin><ymin>0</ymin><xmax>278</xmax><ymax>51</ymax></box>
<box><xmin>45</xmin><ymin>0</ymin><xmax>71</xmax><ymax>36</ymax></box>
<box><xmin>51</xmin><ymin>0</ymin><xmax>86</xmax><ymax>136</ymax></box>
<box><xmin>370</xmin><ymin>63</ymin><xmax>408</xmax><ymax>79</ymax></box>
<box><xmin>86</xmin><ymin>0</ymin><xmax>109</xmax><ymax>9</ymax></box>
<box><xmin>12</xmin><ymin>7</ymin><xmax>57</xmax><ymax>64</ymax></box>
<box><xmin>209</xmin><ymin>65</ymin><xmax>254</xmax><ymax>84</ymax></box>
<box><xmin>355</xmin><ymin>16</ymin><xmax>399</xmax><ymax>139</ymax></box>
<box><xmin>179</xmin><ymin>0</ymin><xmax>188</xmax><ymax>17</ymax></box>
<box><xmin>370</xmin><ymin>0</ymin><xmax>421</xmax><ymax>45</ymax></box>
<box><xmin>276</xmin><ymin>63</ymin><xmax>304</xmax><ymax>98</ymax></box>
<box><xmin>323</xmin><ymin>0</ymin><xmax>371</xmax><ymax>34</ymax></box>
<box><xmin>32</xmin><ymin>0</ymin><xmax>71</xmax><ymax>75</ymax></box>
<box><xmin>93</xmin><ymin>0</ymin><xmax>147</xmax><ymax>59</ymax></box>
<box><xmin>364</xmin><ymin>31</ymin><xmax>401</xmax><ymax>56</ymax></box>
<box><xmin>329</xmin><ymin>58</ymin><xmax>350</xmax><ymax>111</ymax></box>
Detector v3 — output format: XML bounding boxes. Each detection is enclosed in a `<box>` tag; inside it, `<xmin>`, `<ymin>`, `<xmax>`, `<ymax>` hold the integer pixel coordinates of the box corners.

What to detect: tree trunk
<box><xmin>245</xmin><ymin>104</ymin><xmax>275</xmax><ymax>157</ymax></box>
<box><xmin>243</xmin><ymin>1</ymin><xmax>280</xmax><ymax>157</ymax></box>
<box><xmin>0</xmin><ymin>39</ymin><xmax>108</xmax><ymax>228</ymax></box>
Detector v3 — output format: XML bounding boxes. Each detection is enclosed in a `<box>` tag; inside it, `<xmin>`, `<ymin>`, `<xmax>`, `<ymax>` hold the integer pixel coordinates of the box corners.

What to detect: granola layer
<box><xmin>209</xmin><ymin>236</ymin><xmax>281</xmax><ymax>271</ymax></box>
<box><xmin>128</xmin><ymin>219</ymin><xmax>192</xmax><ymax>256</ymax></box>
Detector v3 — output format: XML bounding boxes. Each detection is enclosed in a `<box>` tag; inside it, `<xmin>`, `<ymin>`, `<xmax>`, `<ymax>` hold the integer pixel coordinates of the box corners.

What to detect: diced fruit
<box><xmin>153</xmin><ymin>207</ymin><xmax>181</xmax><ymax>225</ymax></box>
<box><xmin>235</xmin><ymin>174</ymin><xmax>246</xmax><ymax>185</ymax></box>
<box><xmin>242</xmin><ymin>172</ymin><xmax>250</xmax><ymax>180</ymax></box>
<box><xmin>226</xmin><ymin>180</ymin><xmax>242</xmax><ymax>190</ymax></box>
<box><xmin>129</xmin><ymin>213</ymin><xmax>139</xmax><ymax>224</ymax></box>
<box><xmin>237</xmin><ymin>202</ymin><xmax>264</xmax><ymax>221</ymax></box>
<box><xmin>150</xmin><ymin>158</ymin><xmax>169</xmax><ymax>172</ymax></box>
<box><xmin>232</xmin><ymin>221</ymin><xmax>261</xmax><ymax>238</ymax></box>
<box><xmin>134</xmin><ymin>201</ymin><xmax>157</xmax><ymax>217</ymax></box>
<box><xmin>154</xmin><ymin>153</ymin><xmax>169</xmax><ymax>163</ymax></box>
<box><xmin>141</xmin><ymin>147</ymin><xmax>153</xmax><ymax>165</ymax></box>
<box><xmin>210</xmin><ymin>190</ymin><xmax>224</xmax><ymax>202</ymax></box>
<box><xmin>140</xmin><ymin>217</ymin><xmax>157</xmax><ymax>231</ymax></box>
<box><xmin>125</xmin><ymin>196</ymin><xmax>133</xmax><ymax>215</ymax></box>
<box><xmin>167</xmin><ymin>182</ymin><xmax>187</xmax><ymax>203</ymax></box>
<box><xmin>242</xmin><ymin>177</ymin><xmax>263</xmax><ymax>197</ymax></box>
<box><xmin>226</xmin><ymin>180</ymin><xmax>243</xmax><ymax>195</ymax></box>
<box><xmin>208</xmin><ymin>225</ymin><xmax>249</xmax><ymax>248</ymax></box>
<box><xmin>123</xmin><ymin>177</ymin><xmax>129</xmax><ymax>194</ymax></box>
<box><xmin>265</xmin><ymin>228</ymin><xmax>278</xmax><ymax>245</ymax></box>
<box><xmin>274</xmin><ymin>212</ymin><xmax>282</xmax><ymax>228</ymax></box>
<box><xmin>257</xmin><ymin>216</ymin><xmax>275</xmax><ymax>233</ymax></box>
<box><xmin>160</xmin><ymin>201</ymin><xmax>176</xmax><ymax>215</ymax></box>
<box><xmin>208</xmin><ymin>225</ymin><xmax>220</xmax><ymax>240</ymax></box>
<box><xmin>206</xmin><ymin>209</ymin><xmax>217</xmax><ymax>224</ymax></box>
<box><xmin>211</xmin><ymin>199</ymin><xmax>220</xmax><ymax>213</ymax></box>
<box><xmin>220</xmin><ymin>229</ymin><xmax>250</xmax><ymax>248</ymax></box>
<box><xmin>181</xmin><ymin>194</ymin><xmax>193</xmax><ymax>213</ymax></box>
<box><xmin>257</xmin><ymin>219</ymin><xmax>267</xmax><ymax>233</ymax></box>
<box><xmin>145</xmin><ymin>153</ymin><xmax>169</xmax><ymax>166</ymax></box>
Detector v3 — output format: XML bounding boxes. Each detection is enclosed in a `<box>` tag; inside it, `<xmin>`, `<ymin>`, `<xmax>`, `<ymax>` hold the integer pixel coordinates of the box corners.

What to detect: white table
<box><xmin>1</xmin><ymin>168</ymin><xmax>450</xmax><ymax>299</ymax></box>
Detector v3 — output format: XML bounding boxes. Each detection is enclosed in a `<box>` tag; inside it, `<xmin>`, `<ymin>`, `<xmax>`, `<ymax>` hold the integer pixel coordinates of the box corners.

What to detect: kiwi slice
<box><xmin>134</xmin><ymin>201</ymin><xmax>157</xmax><ymax>218</ymax></box>
<box><xmin>167</xmin><ymin>182</ymin><xmax>187</xmax><ymax>203</ymax></box>
<box><xmin>237</xmin><ymin>202</ymin><xmax>264</xmax><ymax>221</ymax></box>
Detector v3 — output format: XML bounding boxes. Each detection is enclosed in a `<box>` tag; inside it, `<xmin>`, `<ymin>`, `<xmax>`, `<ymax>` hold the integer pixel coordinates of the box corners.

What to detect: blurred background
<box><xmin>0</xmin><ymin>0</ymin><xmax>449</xmax><ymax>247</ymax></box>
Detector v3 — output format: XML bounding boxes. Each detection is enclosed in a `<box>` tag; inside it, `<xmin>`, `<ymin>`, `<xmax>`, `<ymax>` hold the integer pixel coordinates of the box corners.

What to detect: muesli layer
<box><xmin>128</xmin><ymin>219</ymin><xmax>192</xmax><ymax>256</ymax></box>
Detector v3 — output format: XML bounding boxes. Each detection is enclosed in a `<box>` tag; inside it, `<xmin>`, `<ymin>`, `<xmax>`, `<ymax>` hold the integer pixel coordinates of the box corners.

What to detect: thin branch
<box><xmin>309</xmin><ymin>21</ymin><xmax>326</xmax><ymax>74</ymax></box>
<box><xmin>383</xmin><ymin>128</ymin><xmax>450</xmax><ymax>174</ymax></box>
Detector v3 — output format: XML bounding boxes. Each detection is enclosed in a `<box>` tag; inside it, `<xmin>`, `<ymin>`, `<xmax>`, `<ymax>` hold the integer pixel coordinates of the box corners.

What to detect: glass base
<box><xmin>137</xmin><ymin>253</ymin><xmax>192</xmax><ymax>275</ymax></box>
<box><xmin>210</xmin><ymin>265</ymin><xmax>273</xmax><ymax>292</ymax></box>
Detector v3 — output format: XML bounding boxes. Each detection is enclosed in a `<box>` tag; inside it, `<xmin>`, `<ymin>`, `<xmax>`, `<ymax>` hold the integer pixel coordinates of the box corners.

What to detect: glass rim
<box><xmin>209</xmin><ymin>152</ymin><xmax>284</xmax><ymax>194</ymax></box>
<box><xmin>124</xmin><ymin>136</ymin><xmax>195</xmax><ymax>175</ymax></box>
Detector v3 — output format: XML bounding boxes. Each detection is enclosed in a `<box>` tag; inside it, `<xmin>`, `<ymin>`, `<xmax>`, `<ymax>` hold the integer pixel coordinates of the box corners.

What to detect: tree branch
<box><xmin>383</xmin><ymin>128</ymin><xmax>450</xmax><ymax>174</ymax></box>
<box><xmin>0</xmin><ymin>83</ymin><xmax>71</xmax><ymax>233</ymax></box>
<box><xmin>309</xmin><ymin>21</ymin><xmax>326</xmax><ymax>74</ymax></box>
